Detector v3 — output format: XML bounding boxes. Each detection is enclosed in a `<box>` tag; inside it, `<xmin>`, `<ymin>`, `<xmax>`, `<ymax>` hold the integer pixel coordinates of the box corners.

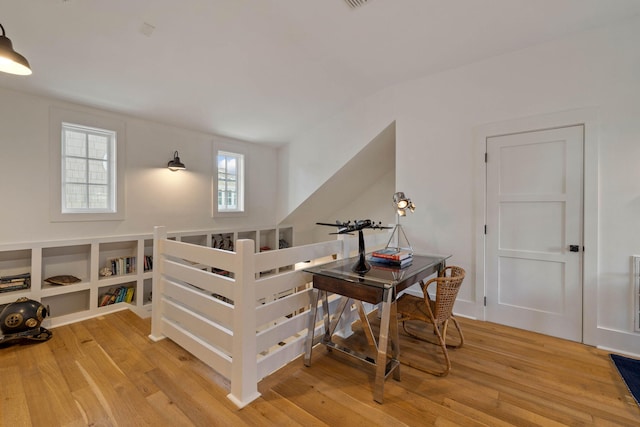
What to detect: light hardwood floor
<box><xmin>0</xmin><ymin>309</ymin><xmax>638</xmax><ymax>426</ymax></box>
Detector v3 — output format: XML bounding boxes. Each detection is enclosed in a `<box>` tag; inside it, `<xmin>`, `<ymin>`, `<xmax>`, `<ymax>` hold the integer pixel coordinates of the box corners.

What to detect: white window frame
<box><xmin>50</xmin><ymin>107</ymin><xmax>126</xmax><ymax>222</ymax></box>
<box><xmin>61</xmin><ymin>123</ymin><xmax>116</xmax><ymax>214</ymax></box>
<box><xmin>213</xmin><ymin>142</ymin><xmax>246</xmax><ymax>217</ymax></box>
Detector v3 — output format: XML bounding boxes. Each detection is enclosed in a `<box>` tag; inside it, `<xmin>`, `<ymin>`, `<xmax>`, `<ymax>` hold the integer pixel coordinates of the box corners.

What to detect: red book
<box><xmin>371</xmin><ymin>249</ymin><xmax>412</xmax><ymax>261</ymax></box>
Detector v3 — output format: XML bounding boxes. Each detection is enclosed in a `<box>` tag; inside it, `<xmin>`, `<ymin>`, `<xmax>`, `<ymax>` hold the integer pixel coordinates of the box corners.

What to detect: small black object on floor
<box><xmin>610</xmin><ymin>353</ymin><xmax>640</xmax><ymax>406</ymax></box>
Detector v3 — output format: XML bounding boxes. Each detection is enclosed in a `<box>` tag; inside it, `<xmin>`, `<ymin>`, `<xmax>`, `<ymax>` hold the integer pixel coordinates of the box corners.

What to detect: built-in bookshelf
<box><xmin>0</xmin><ymin>235</ymin><xmax>154</xmax><ymax>328</ymax></box>
<box><xmin>0</xmin><ymin>225</ymin><xmax>293</xmax><ymax>328</ymax></box>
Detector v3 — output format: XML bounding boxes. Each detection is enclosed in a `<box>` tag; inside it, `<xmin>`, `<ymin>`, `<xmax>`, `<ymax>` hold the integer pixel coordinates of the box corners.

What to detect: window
<box><xmin>50</xmin><ymin>107</ymin><xmax>125</xmax><ymax>222</ymax></box>
<box><xmin>216</xmin><ymin>150</ymin><xmax>244</xmax><ymax>213</ymax></box>
<box><xmin>61</xmin><ymin>123</ymin><xmax>116</xmax><ymax>213</ymax></box>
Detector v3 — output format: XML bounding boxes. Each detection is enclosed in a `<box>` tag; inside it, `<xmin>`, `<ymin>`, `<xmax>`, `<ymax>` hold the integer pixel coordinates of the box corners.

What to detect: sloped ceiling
<box><xmin>281</xmin><ymin>121</ymin><xmax>395</xmax><ymax>242</ymax></box>
<box><xmin>1</xmin><ymin>1</ymin><xmax>639</xmax><ymax>145</ymax></box>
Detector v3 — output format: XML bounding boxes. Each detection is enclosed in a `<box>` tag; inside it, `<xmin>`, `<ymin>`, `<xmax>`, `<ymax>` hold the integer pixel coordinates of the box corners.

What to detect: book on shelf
<box><xmin>108</xmin><ymin>256</ymin><xmax>137</xmax><ymax>276</ymax></box>
<box><xmin>125</xmin><ymin>287</ymin><xmax>135</xmax><ymax>303</ymax></box>
<box><xmin>0</xmin><ymin>272</ymin><xmax>31</xmax><ymax>293</ymax></box>
<box><xmin>115</xmin><ymin>286</ymin><xmax>127</xmax><ymax>303</ymax></box>
<box><xmin>0</xmin><ymin>281</ymin><xmax>30</xmax><ymax>293</ymax></box>
<box><xmin>143</xmin><ymin>255</ymin><xmax>153</xmax><ymax>271</ymax></box>
<box><xmin>99</xmin><ymin>288</ymin><xmax>116</xmax><ymax>306</ymax></box>
<box><xmin>99</xmin><ymin>286</ymin><xmax>134</xmax><ymax>306</ymax></box>
<box><xmin>370</xmin><ymin>248</ymin><xmax>412</xmax><ymax>261</ymax></box>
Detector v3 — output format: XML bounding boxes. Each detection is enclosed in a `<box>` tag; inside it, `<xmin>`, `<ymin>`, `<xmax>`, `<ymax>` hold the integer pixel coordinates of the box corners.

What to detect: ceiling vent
<box><xmin>345</xmin><ymin>0</ymin><xmax>369</xmax><ymax>9</ymax></box>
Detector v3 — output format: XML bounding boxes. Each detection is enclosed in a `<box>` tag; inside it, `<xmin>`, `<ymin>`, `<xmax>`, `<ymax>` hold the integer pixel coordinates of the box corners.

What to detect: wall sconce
<box><xmin>0</xmin><ymin>23</ymin><xmax>32</xmax><ymax>75</ymax></box>
<box><xmin>167</xmin><ymin>151</ymin><xmax>186</xmax><ymax>171</ymax></box>
<box><xmin>386</xmin><ymin>191</ymin><xmax>416</xmax><ymax>252</ymax></box>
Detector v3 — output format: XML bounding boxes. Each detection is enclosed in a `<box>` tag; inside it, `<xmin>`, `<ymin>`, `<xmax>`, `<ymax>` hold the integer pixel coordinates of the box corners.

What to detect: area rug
<box><xmin>610</xmin><ymin>353</ymin><xmax>640</xmax><ymax>406</ymax></box>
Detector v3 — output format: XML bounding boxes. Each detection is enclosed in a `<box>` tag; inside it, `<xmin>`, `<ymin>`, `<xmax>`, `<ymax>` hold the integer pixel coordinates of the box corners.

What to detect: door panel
<box><xmin>486</xmin><ymin>125</ymin><xmax>583</xmax><ymax>341</ymax></box>
<box><xmin>499</xmin><ymin>201</ymin><xmax>564</xmax><ymax>252</ymax></box>
<box><xmin>498</xmin><ymin>257</ymin><xmax>564</xmax><ymax>314</ymax></box>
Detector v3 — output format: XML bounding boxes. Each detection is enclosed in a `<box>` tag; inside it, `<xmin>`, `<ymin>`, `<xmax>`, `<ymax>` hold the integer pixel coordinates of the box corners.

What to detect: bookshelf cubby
<box><xmin>99</xmin><ymin>240</ymin><xmax>137</xmax><ymax>278</ymax></box>
<box><xmin>0</xmin><ymin>235</ymin><xmax>151</xmax><ymax>327</ymax></box>
<box><xmin>42</xmin><ymin>289</ymin><xmax>90</xmax><ymax>319</ymax></box>
<box><xmin>259</xmin><ymin>229</ymin><xmax>276</xmax><ymax>251</ymax></box>
<box><xmin>142</xmin><ymin>278</ymin><xmax>153</xmax><ymax>306</ymax></box>
<box><xmin>0</xmin><ymin>248</ymin><xmax>31</xmax><ymax>276</ymax></box>
<box><xmin>211</xmin><ymin>231</ymin><xmax>236</xmax><ymax>251</ymax></box>
<box><xmin>97</xmin><ymin>281</ymin><xmax>136</xmax><ymax>308</ymax></box>
<box><xmin>180</xmin><ymin>234</ymin><xmax>209</xmax><ymax>247</ymax></box>
<box><xmin>42</xmin><ymin>244</ymin><xmax>90</xmax><ymax>290</ymax></box>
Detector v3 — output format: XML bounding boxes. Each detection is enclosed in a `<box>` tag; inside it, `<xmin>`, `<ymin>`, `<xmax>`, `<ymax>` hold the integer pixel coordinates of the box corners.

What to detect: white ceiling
<box><xmin>2</xmin><ymin>0</ymin><xmax>639</xmax><ymax>145</ymax></box>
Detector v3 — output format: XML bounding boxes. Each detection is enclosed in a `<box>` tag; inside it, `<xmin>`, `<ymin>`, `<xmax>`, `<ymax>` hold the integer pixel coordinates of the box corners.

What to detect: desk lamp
<box><xmin>386</xmin><ymin>191</ymin><xmax>415</xmax><ymax>253</ymax></box>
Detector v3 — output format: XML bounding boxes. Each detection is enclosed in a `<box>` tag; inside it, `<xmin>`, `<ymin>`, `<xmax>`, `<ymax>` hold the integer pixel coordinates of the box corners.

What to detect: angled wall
<box><xmin>279</xmin><ymin>122</ymin><xmax>396</xmax><ymax>245</ymax></box>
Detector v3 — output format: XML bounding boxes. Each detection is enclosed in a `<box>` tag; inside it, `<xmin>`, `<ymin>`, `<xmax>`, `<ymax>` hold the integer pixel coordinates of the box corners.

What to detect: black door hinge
<box><xmin>484</xmin><ymin>296</ymin><xmax>487</xmax><ymax>306</ymax></box>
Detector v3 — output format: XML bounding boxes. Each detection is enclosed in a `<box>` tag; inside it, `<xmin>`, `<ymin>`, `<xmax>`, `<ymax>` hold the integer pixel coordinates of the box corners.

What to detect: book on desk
<box><xmin>368</xmin><ymin>249</ymin><xmax>413</xmax><ymax>268</ymax></box>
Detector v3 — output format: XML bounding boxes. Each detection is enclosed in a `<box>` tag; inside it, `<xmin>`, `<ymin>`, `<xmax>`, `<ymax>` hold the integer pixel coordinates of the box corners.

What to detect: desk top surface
<box><xmin>303</xmin><ymin>254</ymin><xmax>450</xmax><ymax>289</ymax></box>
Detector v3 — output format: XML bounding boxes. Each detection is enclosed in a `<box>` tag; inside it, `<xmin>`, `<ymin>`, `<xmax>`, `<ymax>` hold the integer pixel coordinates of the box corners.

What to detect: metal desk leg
<box><xmin>438</xmin><ymin>260</ymin><xmax>446</xmax><ymax>276</ymax></box>
<box><xmin>373</xmin><ymin>288</ymin><xmax>394</xmax><ymax>403</ymax></box>
<box><xmin>389</xmin><ymin>300</ymin><xmax>401</xmax><ymax>381</ymax></box>
<box><xmin>321</xmin><ymin>290</ymin><xmax>331</xmax><ymax>339</ymax></box>
<box><xmin>327</xmin><ymin>296</ymin><xmax>351</xmax><ymax>340</ymax></box>
<box><xmin>355</xmin><ymin>301</ymin><xmax>377</xmax><ymax>349</ymax></box>
<box><xmin>304</xmin><ymin>288</ymin><xmax>321</xmax><ymax>366</ymax></box>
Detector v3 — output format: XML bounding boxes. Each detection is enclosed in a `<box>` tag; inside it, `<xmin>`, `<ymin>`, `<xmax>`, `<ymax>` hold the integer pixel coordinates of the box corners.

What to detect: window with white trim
<box><xmin>217</xmin><ymin>151</ymin><xmax>244</xmax><ymax>213</ymax></box>
<box><xmin>61</xmin><ymin>123</ymin><xmax>116</xmax><ymax>213</ymax></box>
<box><xmin>49</xmin><ymin>107</ymin><xmax>125</xmax><ymax>222</ymax></box>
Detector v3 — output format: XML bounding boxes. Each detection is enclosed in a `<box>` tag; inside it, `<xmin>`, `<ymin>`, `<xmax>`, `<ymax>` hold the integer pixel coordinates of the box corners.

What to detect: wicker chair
<box><xmin>396</xmin><ymin>266</ymin><xmax>465</xmax><ymax>376</ymax></box>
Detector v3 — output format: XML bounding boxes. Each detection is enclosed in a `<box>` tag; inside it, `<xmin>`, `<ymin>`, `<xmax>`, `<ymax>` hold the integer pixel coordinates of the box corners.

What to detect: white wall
<box><xmin>277</xmin><ymin>89</ymin><xmax>397</xmax><ymax>222</ymax></box>
<box><xmin>0</xmin><ymin>88</ymin><xmax>278</xmax><ymax>243</ymax></box>
<box><xmin>280</xmin><ymin>15</ymin><xmax>640</xmax><ymax>354</ymax></box>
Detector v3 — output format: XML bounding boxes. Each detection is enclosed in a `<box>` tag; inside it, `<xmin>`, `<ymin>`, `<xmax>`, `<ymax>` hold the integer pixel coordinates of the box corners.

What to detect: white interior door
<box><xmin>486</xmin><ymin>125</ymin><xmax>584</xmax><ymax>342</ymax></box>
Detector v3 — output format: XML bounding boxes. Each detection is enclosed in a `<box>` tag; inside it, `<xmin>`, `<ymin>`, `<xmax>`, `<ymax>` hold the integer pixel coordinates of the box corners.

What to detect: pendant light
<box><xmin>0</xmin><ymin>23</ymin><xmax>31</xmax><ymax>76</ymax></box>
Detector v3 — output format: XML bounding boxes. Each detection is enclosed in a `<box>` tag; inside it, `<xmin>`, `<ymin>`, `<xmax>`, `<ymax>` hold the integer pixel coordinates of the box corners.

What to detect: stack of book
<box><xmin>99</xmin><ymin>286</ymin><xmax>135</xmax><ymax>307</ymax></box>
<box><xmin>368</xmin><ymin>249</ymin><xmax>413</xmax><ymax>268</ymax></box>
<box><xmin>0</xmin><ymin>272</ymin><xmax>31</xmax><ymax>293</ymax></box>
<box><xmin>107</xmin><ymin>256</ymin><xmax>137</xmax><ymax>276</ymax></box>
<box><xmin>143</xmin><ymin>255</ymin><xmax>153</xmax><ymax>272</ymax></box>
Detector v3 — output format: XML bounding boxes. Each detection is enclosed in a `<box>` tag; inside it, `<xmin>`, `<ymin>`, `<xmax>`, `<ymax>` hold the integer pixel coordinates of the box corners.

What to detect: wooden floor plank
<box><xmin>0</xmin><ymin>310</ymin><xmax>638</xmax><ymax>426</ymax></box>
<box><xmin>15</xmin><ymin>339</ymin><xmax>87</xmax><ymax>426</ymax></box>
<box><xmin>0</xmin><ymin>350</ymin><xmax>33</xmax><ymax>427</ymax></box>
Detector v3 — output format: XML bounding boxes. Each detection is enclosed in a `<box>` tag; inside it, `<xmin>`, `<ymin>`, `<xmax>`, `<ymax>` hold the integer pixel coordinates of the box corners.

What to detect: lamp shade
<box><xmin>168</xmin><ymin>151</ymin><xmax>186</xmax><ymax>171</ymax></box>
<box><xmin>387</xmin><ymin>191</ymin><xmax>416</xmax><ymax>253</ymax></box>
<box><xmin>392</xmin><ymin>191</ymin><xmax>416</xmax><ymax>217</ymax></box>
<box><xmin>0</xmin><ymin>24</ymin><xmax>31</xmax><ymax>76</ymax></box>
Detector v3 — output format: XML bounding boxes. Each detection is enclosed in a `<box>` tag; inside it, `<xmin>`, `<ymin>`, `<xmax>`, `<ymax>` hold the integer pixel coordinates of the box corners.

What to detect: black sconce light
<box><xmin>0</xmin><ymin>23</ymin><xmax>31</xmax><ymax>75</ymax></box>
<box><xmin>167</xmin><ymin>151</ymin><xmax>186</xmax><ymax>171</ymax></box>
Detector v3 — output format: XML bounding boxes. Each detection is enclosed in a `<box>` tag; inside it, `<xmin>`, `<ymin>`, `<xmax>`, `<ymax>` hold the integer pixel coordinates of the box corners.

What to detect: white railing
<box><xmin>149</xmin><ymin>226</ymin><xmax>388</xmax><ymax>408</ymax></box>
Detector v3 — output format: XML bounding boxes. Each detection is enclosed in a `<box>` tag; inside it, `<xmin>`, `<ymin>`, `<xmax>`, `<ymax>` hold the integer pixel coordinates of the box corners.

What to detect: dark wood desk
<box><xmin>303</xmin><ymin>254</ymin><xmax>449</xmax><ymax>403</ymax></box>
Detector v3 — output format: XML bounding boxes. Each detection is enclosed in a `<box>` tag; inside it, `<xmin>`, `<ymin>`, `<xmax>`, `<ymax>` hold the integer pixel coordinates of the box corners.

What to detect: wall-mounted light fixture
<box><xmin>167</xmin><ymin>151</ymin><xmax>186</xmax><ymax>171</ymax></box>
<box><xmin>0</xmin><ymin>23</ymin><xmax>32</xmax><ymax>75</ymax></box>
<box><xmin>386</xmin><ymin>191</ymin><xmax>416</xmax><ymax>252</ymax></box>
